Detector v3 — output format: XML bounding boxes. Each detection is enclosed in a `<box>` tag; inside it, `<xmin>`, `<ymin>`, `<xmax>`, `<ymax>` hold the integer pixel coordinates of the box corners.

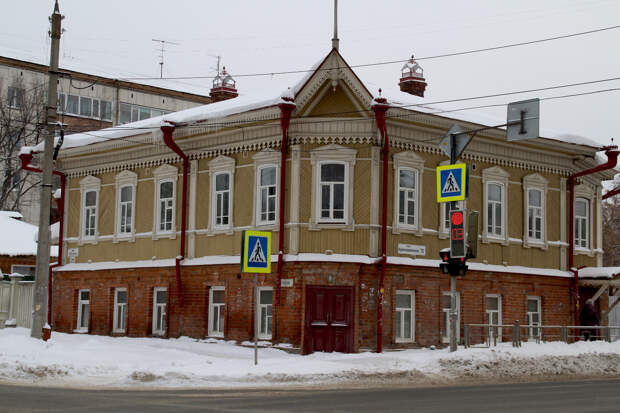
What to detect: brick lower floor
<box><xmin>52</xmin><ymin>261</ymin><xmax>600</xmax><ymax>352</ymax></box>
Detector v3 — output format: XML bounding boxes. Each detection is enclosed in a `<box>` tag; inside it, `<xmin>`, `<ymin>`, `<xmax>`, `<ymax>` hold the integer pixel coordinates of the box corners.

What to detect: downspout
<box><xmin>602</xmin><ymin>186</ymin><xmax>620</xmax><ymax>200</ymax></box>
<box><xmin>276</xmin><ymin>95</ymin><xmax>297</xmax><ymax>307</ymax></box>
<box><xmin>19</xmin><ymin>151</ymin><xmax>65</xmax><ymax>325</ymax></box>
<box><xmin>568</xmin><ymin>144</ymin><xmax>618</xmax><ymax>325</ymax></box>
<box><xmin>371</xmin><ymin>94</ymin><xmax>390</xmax><ymax>353</ymax></box>
<box><xmin>161</xmin><ymin>123</ymin><xmax>188</xmax><ymax>311</ymax></box>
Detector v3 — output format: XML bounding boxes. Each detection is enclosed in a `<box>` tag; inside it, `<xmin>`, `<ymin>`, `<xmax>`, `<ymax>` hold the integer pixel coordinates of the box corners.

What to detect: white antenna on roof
<box><xmin>332</xmin><ymin>0</ymin><xmax>339</xmax><ymax>51</ymax></box>
<box><xmin>152</xmin><ymin>38</ymin><xmax>180</xmax><ymax>78</ymax></box>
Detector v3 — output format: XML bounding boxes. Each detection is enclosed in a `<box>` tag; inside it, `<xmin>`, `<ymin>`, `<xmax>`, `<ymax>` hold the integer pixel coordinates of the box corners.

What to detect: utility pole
<box><xmin>31</xmin><ymin>0</ymin><xmax>62</xmax><ymax>339</ymax></box>
<box><xmin>449</xmin><ymin>134</ymin><xmax>458</xmax><ymax>353</ymax></box>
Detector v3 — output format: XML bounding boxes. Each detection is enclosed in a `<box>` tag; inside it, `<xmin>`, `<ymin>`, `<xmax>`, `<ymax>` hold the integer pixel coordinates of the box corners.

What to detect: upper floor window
<box><xmin>398</xmin><ymin>168</ymin><xmax>417</xmax><ymax>227</ymax></box>
<box><xmin>575</xmin><ymin>197</ymin><xmax>589</xmax><ymax>249</ymax></box>
<box><xmin>527</xmin><ymin>188</ymin><xmax>543</xmax><ymax>241</ymax></box>
<box><xmin>152</xmin><ymin>164</ymin><xmax>177</xmax><ymax>238</ymax></box>
<box><xmin>83</xmin><ymin>190</ymin><xmax>97</xmax><ymax>238</ymax></box>
<box><xmin>115</xmin><ymin>170</ymin><xmax>137</xmax><ymax>241</ymax></box>
<box><xmin>7</xmin><ymin>86</ymin><xmax>24</xmax><ymax>108</ymax></box>
<box><xmin>257</xmin><ymin>166</ymin><xmax>277</xmax><ymax>225</ymax></box>
<box><xmin>214</xmin><ymin>172</ymin><xmax>231</xmax><ymax>227</ymax></box>
<box><xmin>59</xmin><ymin>93</ymin><xmax>112</xmax><ymax>121</ymax></box>
<box><xmin>319</xmin><ymin>162</ymin><xmax>346</xmax><ymax>222</ymax></box>
<box><xmin>118</xmin><ymin>185</ymin><xmax>134</xmax><ymax>235</ymax></box>
<box><xmin>486</xmin><ymin>182</ymin><xmax>504</xmax><ymax>238</ymax></box>
<box><xmin>119</xmin><ymin>102</ymin><xmax>168</xmax><ymax>125</ymax></box>
<box><xmin>158</xmin><ymin>180</ymin><xmax>174</xmax><ymax>233</ymax></box>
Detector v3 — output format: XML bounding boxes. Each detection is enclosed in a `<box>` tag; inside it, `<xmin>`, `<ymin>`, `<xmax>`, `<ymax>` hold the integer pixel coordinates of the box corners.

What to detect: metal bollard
<box><xmin>464</xmin><ymin>325</ymin><xmax>470</xmax><ymax>348</ymax></box>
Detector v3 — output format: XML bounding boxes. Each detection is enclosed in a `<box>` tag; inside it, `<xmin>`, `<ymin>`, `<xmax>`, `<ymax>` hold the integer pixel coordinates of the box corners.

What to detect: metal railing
<box><xmin>464</xmin><ymin>322</ymin><xmax>620</xmax><ymax>348</ymax></box>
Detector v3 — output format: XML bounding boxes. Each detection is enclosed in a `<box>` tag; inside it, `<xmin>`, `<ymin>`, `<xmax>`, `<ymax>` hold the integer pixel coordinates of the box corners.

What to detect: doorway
<box><xmin>304</xmin><ymin>286</ymin><xmax>354</xmax><ymax>354</ymax></box>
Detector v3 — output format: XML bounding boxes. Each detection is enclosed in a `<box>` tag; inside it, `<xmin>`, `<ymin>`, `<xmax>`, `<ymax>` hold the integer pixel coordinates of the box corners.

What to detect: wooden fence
<box><xmin>0</xmin><ymin>275</ymin><xmax>34</xmax><ymax>329</ymax></box>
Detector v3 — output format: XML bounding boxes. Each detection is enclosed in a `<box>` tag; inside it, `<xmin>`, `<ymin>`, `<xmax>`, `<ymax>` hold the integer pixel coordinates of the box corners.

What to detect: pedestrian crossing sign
<box><xmin>241</xmin><ymin>230</ymin><xmax>271</xmax><ymax>273</ymax></box>
<box><xmin>436</xmin><ymin>164</ymin><xmax>467</xmax><ymax>203</ymax></box>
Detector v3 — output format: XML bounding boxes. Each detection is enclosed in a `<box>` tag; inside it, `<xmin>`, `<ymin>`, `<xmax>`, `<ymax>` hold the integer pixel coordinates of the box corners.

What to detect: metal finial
<box><xmin>378</xmin><ymin>88</ymin><xmax>382</xmax><ymax>96</ymax></box>
<box><xmin>332</xmin><ymin>0</ymin><xmax>339</xmax><ymax>50</ymax></box>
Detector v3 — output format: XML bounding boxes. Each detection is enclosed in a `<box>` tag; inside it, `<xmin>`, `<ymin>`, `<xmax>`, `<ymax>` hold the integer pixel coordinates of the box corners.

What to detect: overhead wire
<box><xmin>117</xmin><ymin>25</ymin><xmax>620</xmax><ymax>81</ymax></box>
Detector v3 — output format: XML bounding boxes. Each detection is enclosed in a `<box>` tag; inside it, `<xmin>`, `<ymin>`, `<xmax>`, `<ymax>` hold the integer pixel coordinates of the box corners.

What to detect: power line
<box><xmin>117</xmin><ymin>25</ymin><xmax>620</xmax><ymax>81</ymax></box>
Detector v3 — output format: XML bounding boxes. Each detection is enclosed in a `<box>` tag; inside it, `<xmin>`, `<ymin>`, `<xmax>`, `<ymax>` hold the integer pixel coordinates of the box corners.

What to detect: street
<box><xmin>1</xmin><ymin>378</ymin><xmax>619</xmax><ymax>412</ymax></box>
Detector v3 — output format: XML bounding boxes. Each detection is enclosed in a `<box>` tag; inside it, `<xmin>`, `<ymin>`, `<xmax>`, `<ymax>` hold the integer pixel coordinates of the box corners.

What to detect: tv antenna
<box><xmin>152</xmin><ymin>38</ymin><xmax>180</xmax><ymax>78</ymax></box>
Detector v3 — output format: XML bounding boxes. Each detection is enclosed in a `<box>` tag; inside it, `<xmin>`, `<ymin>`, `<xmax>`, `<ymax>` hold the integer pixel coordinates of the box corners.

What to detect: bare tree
<box><xmin>0</xmin><ymin>76</ymin><xmax>46</xmax><ymax>214</ymax></box>
<box><xmin>602</xmin><ymin>176</ymin><xmax>620</xmax><ymax>267</ymax></box>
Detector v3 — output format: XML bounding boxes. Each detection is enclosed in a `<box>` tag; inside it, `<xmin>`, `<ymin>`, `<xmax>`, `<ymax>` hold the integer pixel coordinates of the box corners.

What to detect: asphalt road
<box><xmin>1</xmin><ymin>378</ymin><xmax>619</xmax><ymax>413</ymax></box>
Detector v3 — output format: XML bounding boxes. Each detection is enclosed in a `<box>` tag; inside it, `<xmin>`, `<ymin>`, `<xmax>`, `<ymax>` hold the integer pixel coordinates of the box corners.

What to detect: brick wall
<box><xmin>52</xmin><ymin>262</ymin><xmax>575</xmax><ymax>351</ymax></box>
<box><xmin>0</xmin><ymin>255</ymin><xmax>36</xmax><ymax>276</ymax></box>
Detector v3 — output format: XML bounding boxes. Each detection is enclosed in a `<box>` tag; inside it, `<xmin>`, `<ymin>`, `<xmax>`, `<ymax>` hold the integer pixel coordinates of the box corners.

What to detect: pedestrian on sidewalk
<box><xmin>580</xmin><ymin>299</ymin><xmax>599</xmax><ymax>341</ymax></box>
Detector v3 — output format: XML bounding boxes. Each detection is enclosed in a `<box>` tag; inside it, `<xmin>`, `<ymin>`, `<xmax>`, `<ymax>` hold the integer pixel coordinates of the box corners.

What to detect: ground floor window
<box><xmin>209</xmin><ymin>286</ymin><xmax>225</xmax><ymax>337</ymax></box>
<box><xmin>442</xmin><ymin>291</ymin><xmax>460</xmax><ymax>344</ymax></box>
<box><xmin>256</xmin><ymin>287</ymin><xmax>273</xmax><ymax>340</ymax></box>
<box><xmin>486</xmin><ymin>294</ymin><xmax>502</xmax><ymax>340</ymax></box>
<box><xmin>152</xmin><ymin>288</ymin><xmax>166</xmax><ymax>336</ymax></box>
<box><xmin>113</xmin><ymin>288</ymin><xmax>127</xmax><ymax>333</ymax></box>
<box><xmin>527</xmin><ymin>296</ymin><xmax>541</xmax><ymax>340</ymax></box>
<box><xmin>395</xmin><ymin>290</ymin><xmax>415</xmax><ymax>343</ymax></box>
<box><xmin>76</xmin><ymin>289</ymin><xmax>90</xmax><ymax>332</ymax></box>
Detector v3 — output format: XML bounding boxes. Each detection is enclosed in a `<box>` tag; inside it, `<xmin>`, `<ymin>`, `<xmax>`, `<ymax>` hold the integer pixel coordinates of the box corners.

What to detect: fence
<box><xmin>464</xmin><ymin>321</ymin><xmax>620</xmax><ymax>348</ymax></box>
<box><xmin>0</xmin><ymin>274</ymin><xmax>34</xmax><ymax>329</ymax></box>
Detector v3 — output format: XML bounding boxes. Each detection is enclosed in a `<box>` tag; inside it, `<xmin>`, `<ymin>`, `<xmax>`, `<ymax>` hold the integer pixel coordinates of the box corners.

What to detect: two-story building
<box><xmin>22</xmin><ymin>47</ymin><xmax>617</xmax><ymax>352</ymax></box>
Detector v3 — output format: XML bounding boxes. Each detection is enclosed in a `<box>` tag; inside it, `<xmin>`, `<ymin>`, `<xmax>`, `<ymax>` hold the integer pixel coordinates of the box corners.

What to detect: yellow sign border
<box><xmin>436</xmin><ymin>163</ymin><xmax>467</xmax><ymax>203</ymax></box>
<box><xmin>242</xmin><ymin>230</ymin><xmax>272</xmax><ymax>274</ymax></box>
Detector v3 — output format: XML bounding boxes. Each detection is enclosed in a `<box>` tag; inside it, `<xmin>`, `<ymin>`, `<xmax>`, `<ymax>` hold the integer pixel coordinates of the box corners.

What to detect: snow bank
<box><xmin>1</xmin><ymin>328</ymin><xmax>619</xmax><ymax>389</ymax></box>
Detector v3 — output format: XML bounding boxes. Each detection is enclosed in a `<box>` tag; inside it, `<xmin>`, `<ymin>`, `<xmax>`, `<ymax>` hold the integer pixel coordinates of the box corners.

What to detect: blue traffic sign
<box><xmin>241</xmin><ymin>230</ymin><xmax>271</xmax><ymax>273</ymax></box>
<box><xmin>436</xmin><ymin>164</ymin><xmax>467</xmax><ymax>203</ymax></box>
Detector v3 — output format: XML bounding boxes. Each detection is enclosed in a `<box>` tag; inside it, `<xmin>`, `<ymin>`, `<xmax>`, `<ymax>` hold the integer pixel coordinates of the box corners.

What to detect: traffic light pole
<box><xmin>449</xmin><ymin>133</ymin><xmax>458</xmax><ymax>352</ymax></box>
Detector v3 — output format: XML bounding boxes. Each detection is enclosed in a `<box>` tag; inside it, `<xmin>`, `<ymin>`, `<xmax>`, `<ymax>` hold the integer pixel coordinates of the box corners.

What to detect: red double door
<box><xmin>304</xmin><ymin>286</ymin><xmax>354</xmax><ymax>354</ymax></box>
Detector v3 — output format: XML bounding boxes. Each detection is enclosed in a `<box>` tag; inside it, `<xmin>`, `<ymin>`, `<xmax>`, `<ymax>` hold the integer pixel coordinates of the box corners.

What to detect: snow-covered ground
<box><xmin>1</xmin><ymin>327</ymin><xmax>619</xmax><ymax>389</ymax></box>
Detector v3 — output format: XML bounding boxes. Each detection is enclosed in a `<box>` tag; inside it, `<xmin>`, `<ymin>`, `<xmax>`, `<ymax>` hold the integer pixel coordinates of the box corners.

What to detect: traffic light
<box><xmin>439</xmin><ymin>249</ymin><xmax>468</xmax><ymax>276</ymax></box>
<box><xmin>450</xmin><ymin>210</ymin><xmax>466</xmax><ymax>258</ymax></box>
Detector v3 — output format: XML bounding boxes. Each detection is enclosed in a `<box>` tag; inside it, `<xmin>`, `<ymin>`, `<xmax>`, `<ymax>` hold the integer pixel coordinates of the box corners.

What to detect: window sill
<box><xmin>208</xmin><ymin>227</ymin><xmax>234</xmax><ymax>236</ymax></box>
<box><xmin>152</xmin><ymin>231</ymin><xmax>176</xmax><ymax>241</ymax></box>
<box><xmin>152</xmin><ymin>332</ymin><xmax>166</xmax><ymax>337</ymax></box>
<box><xmin>483</xmin><ymin>235</ymin><xmax>508</xmax><ymax>245</ymax></box>
<box><xmin>78</xmin><ymin>237</ymin><xmax>98</xmax><ymax>246</ymax></box>
<box><xmin>574</xmin><ymin>247</ymin><xmax>594</xmax><ymax>257</ymax></box>
<box><xmin>113</xmin><ymin>234</ymin><xmax>136</xmax><ymax>243</ymax></box>
<box><xmin>392</xmin><ymin>225</ymin><xmax>422</xmax><ymax>236</ymax></box>
<box><xmin>524</xmin><ymin>239</ymin><xmax>547</xmax><ymax>250</ymax></box>
<box><xmin>395</xmin><ymin>338</ymin><xmax>415</xmax><ymax>344</ymax></box>
<box><xmin>309</xmin><ymin>219</ymin><xmax>354</xmax><ymax>232</ymax></box>
<box><xmin>73</xmin><ymin>329</ymin><xmax>88</xmax><ymax>334</ymax></box>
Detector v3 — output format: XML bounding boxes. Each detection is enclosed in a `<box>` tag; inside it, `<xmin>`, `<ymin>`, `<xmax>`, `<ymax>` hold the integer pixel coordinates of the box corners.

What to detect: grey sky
<box><xmin>3</xmin><ymin>0</ymin><xmax>620</xmax><ymax>147</ymax></box>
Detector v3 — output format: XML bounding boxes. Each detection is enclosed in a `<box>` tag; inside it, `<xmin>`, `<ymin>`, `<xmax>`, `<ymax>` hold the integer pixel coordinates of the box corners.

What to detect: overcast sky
<box><xmin>3</xmin><ymin>0</ymin><xmax>620</xmax><ymax>147</ymax></box>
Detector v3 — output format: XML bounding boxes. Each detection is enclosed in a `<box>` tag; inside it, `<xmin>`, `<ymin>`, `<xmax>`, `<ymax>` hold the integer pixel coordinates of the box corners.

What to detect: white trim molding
<box><xmin>392</xmin><ymin>151</ymin><xmax>424</xmax><ymax>236</ymax></box>
<box><xmin>309</xmin><ymin>144</ymin><xmax>357</xmax><ymax>231</ymax></box>
<box><xmin>79</xmin><ymin>175</ymin><xmax>101</xmax><ymax>245</ymax></box>
<box><xmin>574</xmin><ymin>183</ymin><xmax>595</xmax><ymax>257</ymax></box>
<box><xmin>152</xmin><ymin>164</ymin><xmax>178</xmax><ymax>240</ymax></box>
<box><xmin>208</xmin><ymin>155</ymin><xmax>236</xmax><ymax>235</ymax></box>
<box><xmin>482</xmin><ymin>166</ymin><xmax>509</xmax><ymax>245</ymax></box>
<box><xmin>113</xmin><ymin>170</ymin><xmax>137</xmax><ymax>243</ymax></box>
<box><xmin>522</xmin><ymin>173</ymin><xmax>548</xmax><ymax>249</ymax></box>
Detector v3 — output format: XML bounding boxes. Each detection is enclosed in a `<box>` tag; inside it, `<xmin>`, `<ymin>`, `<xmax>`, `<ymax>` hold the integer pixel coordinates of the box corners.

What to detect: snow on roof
<box><xmin>27</xmin><ymin>50</ymin><xmax>604</xmax><ymax>155</ymax></box>
<box><xmin>0</xmin><ymin>212</ymin><xmax>58</xmax><ymax>257</ymax></box>
<box><xmin>578</xmin><ymin>267</ymin><xmax>620</xmax><ymax>279</ymax></box>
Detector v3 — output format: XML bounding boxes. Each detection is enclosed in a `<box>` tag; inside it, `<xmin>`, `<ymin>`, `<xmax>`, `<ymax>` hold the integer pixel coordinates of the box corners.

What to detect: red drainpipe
<box><xmin>371</xmin><ymin>94</ymin><xmax>390</xmax><ymax>353</ymax></box>
<box><xmin>276</xmin><ymin>97</ymin><xmax>296</xmax><ymax>307</ymax></box>
<box><xmin>161</xmin><ymin>124</ymin><xmax>188</xmax><ymax>309</ymax></box>
<box><xmin>602</xmin><ymin>186</ymin><xmax>620</xmax><ymax>200</ymax></box>
<box><xmin>568</xmin><ymin>144</ymin><xmax>618</xmax><ymax>325</ymax></box>
<box><xmin>19</xmin><ymin>151</ymin><xmax>65</xmax><ymax>325</ymax></box>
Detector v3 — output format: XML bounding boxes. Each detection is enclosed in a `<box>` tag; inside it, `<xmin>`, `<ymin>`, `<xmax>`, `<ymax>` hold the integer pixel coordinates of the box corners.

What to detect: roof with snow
<box><xmin>26</xmin><ymin>49</ymin><xmax>607</xmax><ymax>155</ymax></box>
<box><xmin>578</xmin><ymin>266</ymin><xmax>620</xmax><ymax>279</ymax></box>
<box><xmin>0</xmin><ymin>211</ymin><xmax>58</xmax><ymax>257</ymax></box>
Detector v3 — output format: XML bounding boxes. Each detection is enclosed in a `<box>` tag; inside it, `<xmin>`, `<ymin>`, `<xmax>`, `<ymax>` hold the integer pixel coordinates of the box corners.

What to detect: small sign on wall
<box><xmin>67</xmin><ymin>248</ymin><xmax>78</xmax><ymax>264</ymax></box>
<box><xmin>281</xmin><ymin>278</ymin><xmax>294</xmax><ymax>288</ymax></box>
<box><xmin>397</xmin><ymin>244</ymin><xmax>426</xmax><ymax>257</ymax></box>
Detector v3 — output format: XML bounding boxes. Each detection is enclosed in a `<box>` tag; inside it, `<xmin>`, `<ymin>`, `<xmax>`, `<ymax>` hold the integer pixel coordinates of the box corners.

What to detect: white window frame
<box><xmin>317</xmin><ymin>161</ymin><xmax>347</xmax><ymax>223</ymax></box>
<box><xmin>76</xmin><ymin>289</ymin><xmax>90</xmax><ymax>333</ymax></box>
<box><xmin>113</xmin><ymin>288</ymin><xmax>127</xmax><ymax>334</ymax></box>
<box><xmin>575</xmin><ymin>197</ymin><xmax>590</xmax><ymax>250</ymax></box>
<box><xmin>208</xmin><ymin>286</ymin><xmax>226</xmax><ymax>337</ymax></box>
<box><xmin>208</xmin><ymin>156</ymin><xmax>235</xmax><ymax>234</ymax></box>
<box><xmin>573</xmin><ymin>183</ymin><xmax>596</xmax><ymax>257</ymax></box>
<box><xmin>152</xmin><ymin>164</ymin><xmax>177</xmax><ymax>239</ymax></box>
<box><xmin>392</xmin><ymin>151</ymin><xmax>424</xmax><ymax>235</ymax></box>
<box><xmin>256</xmin><ymin>286</ymin><xmax>273</xmax><ymax>340</ymax></box>
<box><xmin>309</xmin><ymin>144</ymin><xmax>357</xmax><ymax>231</ymax></box>
<box><xmin>395</xmin><ymin>289</ymin><xmax>415</xmax><ymax>343</ymax></box>
<box><xmin>114</xmin><ymin>170</ymin><xmax>137</xmax><ymax>242</ymax></box>
<box><xmin>253</xmin><ymin>149</ymin><xmax>280</xmax><ymax>228</ymax></box>
<box><xmin>8</xmin><ymin>86</ymin><xmax>24</xmax><ymax>109</ymax></box>
<box><xmin>482</xmin><ymin>166</ymin><xmax>509</xmax><ymax>245</ymax></box>
<box><xmin>152</xmin><ymin>287</ymin><xmax>167</xmax><ymax>336</ymax></box>
<box><xmin>213</xmin><ymin>172</ymin><xmax>231</xmax><ymax>228</ymax></box>
<box><xmin>79</xmin><ymin>175</ymin><xmax>101</xmax><ymax>244</ymax></box>
<box><xmin>523</xmin><ymin>173</ymin><xmax>548</xmax><ymax>249</ymax></box>
<box><xmin>442</xmin><ymin>291</ymin><xmax>460</xmax><ymax>344</ymax></box>
<box><xmin>485</xmin><ymin>294</ymin><xmax>502</xmax><ymax>341</ymax></box>
<box><xmin>527</xmin><ymin>296</ymin><xmax>541</xmax><ymax>341</ymax></box>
